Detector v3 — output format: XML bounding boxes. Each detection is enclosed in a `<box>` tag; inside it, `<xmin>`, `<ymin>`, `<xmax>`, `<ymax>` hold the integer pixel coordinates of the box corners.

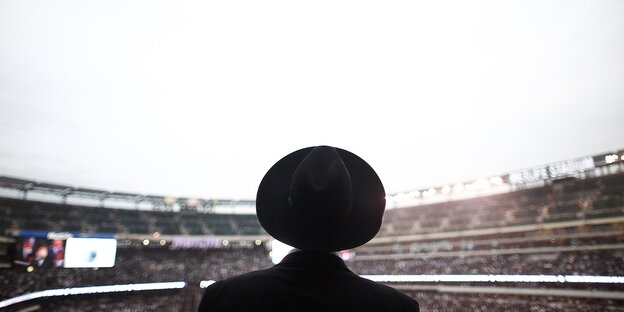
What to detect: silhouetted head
<box><xmin>256</xmin><ymin>146</ymin><xmax>386</xmax><ymax>252</ymax></box>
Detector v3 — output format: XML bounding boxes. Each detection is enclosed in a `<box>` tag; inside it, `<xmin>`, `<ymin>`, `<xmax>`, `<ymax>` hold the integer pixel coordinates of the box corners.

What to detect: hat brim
<box><xmin>256</xmin><ymin>147</ymin><xmax>386</xmax><ymax>252</ymax></box>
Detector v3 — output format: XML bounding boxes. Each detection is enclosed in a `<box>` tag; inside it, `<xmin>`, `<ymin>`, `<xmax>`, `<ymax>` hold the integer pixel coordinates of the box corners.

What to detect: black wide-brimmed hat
<box><xmin>256</xmin><ymin>146</ymin><xmax>386</xmax><ymax>252</ymax></box>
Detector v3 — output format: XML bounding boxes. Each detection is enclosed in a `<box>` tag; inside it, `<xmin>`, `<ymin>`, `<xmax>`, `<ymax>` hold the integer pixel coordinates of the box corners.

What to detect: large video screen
<box><xmin>14</xmin><ymin>237</ymin><xmax>66</xmax><ymax>268</ymax></box>
<box><xmin>64</xmin><ymin>238</ymin><xmax>117</xmax><ymax>268</ymax></box>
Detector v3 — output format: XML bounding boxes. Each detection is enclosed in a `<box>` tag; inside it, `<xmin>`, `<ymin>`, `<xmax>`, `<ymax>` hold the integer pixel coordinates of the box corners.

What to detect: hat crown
<box><xmin>256</xmin><ymin>145</ymin><xmax>386</xmax><ymax>251</ymax></box>
<box><xmin>288</xmin><ymin>146</ymin><xmax>353</xmax><ymax>221</ymax></box>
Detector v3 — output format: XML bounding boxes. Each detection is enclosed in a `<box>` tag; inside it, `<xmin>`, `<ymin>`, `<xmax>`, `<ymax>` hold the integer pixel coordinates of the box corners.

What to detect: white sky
<box><xmin>1</xmin><ymin>0</ymin><xmax>623</xmax><ymax>200</ymax></box>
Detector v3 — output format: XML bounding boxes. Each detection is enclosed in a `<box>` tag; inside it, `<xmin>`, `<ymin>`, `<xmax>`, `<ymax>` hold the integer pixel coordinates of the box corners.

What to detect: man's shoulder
<box><xmin>198</xmin><ymin>267</ymin><xmax>284</xmax><ymax>311</ymax></box>
<box><xmin>199</xmin><ymin>267</ymin><xmax>419</xmax><ymax>311</ymax></box>
<box><xmin>200</xmin><ymin>266</ymin><xmax>281</xmax><ymax>298</ymax></box>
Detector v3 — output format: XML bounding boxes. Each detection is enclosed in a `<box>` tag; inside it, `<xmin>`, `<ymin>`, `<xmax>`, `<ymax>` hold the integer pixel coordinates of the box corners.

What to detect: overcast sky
<box><xmin>1</xmin><ymin>0</ymin><xmax>623</xmax><ymax>200</ymax></box>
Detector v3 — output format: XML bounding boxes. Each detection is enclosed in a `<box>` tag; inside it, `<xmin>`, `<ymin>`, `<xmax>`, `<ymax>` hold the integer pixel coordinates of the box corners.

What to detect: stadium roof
<box><xmin>1</xmin><ymin>148</ymin><xmax>621</xmax><ymax>210</ymax></box>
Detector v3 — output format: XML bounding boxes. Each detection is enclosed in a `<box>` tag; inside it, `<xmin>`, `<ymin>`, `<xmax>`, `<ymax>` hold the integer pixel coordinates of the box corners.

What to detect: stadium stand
<box><xmin>378</xmin><ymin>173</ymin><xmax>624</xmax><ymax>236</ymax></box>
<box><xmin>0</xmin><ymin>150</ymin><xmax>623</xmax><ymax>311</ymax></box>
<box><xmin>0</xmin><ymin>198</ymin><xmax>265</xmax><ymax>236</ymax></box>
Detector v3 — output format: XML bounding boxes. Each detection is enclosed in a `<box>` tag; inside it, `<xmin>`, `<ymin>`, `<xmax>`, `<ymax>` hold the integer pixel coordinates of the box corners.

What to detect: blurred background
<box><xmin>1</xmin><ymin>0</ymin><xmax>623</xmax><ymax>311</ymax></box>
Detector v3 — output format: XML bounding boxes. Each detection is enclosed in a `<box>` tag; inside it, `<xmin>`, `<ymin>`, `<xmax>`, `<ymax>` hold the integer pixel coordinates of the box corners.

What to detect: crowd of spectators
<box><xmin>380</xmin><ymin>173</ymin><xmax>624</xmax><ymax>236</ymax></box>
<box><xmin>11</xmin><ymin>289</ymin><xmax>624</xmax><ymax>312</ymax></box>
<box><xmin>348</xmin><ymin>249</ymin><xmax>624</xmax><ymax>276</ymax></box>
<box><xmin>1</xmin><ymin>241</ymin><xmax>622</xmax><ymax>310</ymax></box>
<box><xmin>356</xmin><ymin>224</ymin><xmax>624</xmax><ymax>256</ymax></box>
<box><xmin>2</xmin><ymin>174</ymin><xmax>622</xmax><ymax>238</ymax></box>
<box><xmin>407</xmin><ymin>292</ymin><xmax>624</xmax><ymax>312</ymax></box>
<box><xmin>1</xmin><ymin>173</ymin><xmax>623</xmax><ymax>310</ymax></box>
<box><xmin>35</xmin><ymin>290</ymin><xmax>186</xmax><ymax>312</ymax></box>
<box><xmin>13</xmin><ymin>289</ymin><xmax>624</xmax><ymax>312</ymax></box>
<box><xmin>0</xmin><ymin>198</ymin><xmax>264</xmax><ymax>236</ymax></box>
<box><xmin>1</xmin><ymin>246</ymin><xmax>273</xmax><ymax>300</ymax></box>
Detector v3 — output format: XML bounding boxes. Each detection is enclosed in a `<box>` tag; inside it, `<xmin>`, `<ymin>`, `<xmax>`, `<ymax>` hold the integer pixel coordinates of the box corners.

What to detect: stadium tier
<box><xmin>380</xmin><ymin>172</ymin><xmax>624</xmax><ymax>236</ymax></box>
<box><xmin>0</xmin><ymin>150</ymin><xmax>623</xmax><ymax>311</ymax></box>
<box><xmin>0</xmin><ymin>197</ymin><xmax>265</xmax><ymax>237</ymax></box>
<box><xmin>2</xmin><ymin>171</ymin><xmax>622</xmax><ymax>238</ymax></box>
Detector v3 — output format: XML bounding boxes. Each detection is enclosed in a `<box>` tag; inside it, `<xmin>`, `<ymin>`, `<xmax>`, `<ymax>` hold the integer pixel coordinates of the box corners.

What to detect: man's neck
<box><xmin>288</xmin><ymin>248</ymin><xmax>339</xmax><ymax>257</ymax></box>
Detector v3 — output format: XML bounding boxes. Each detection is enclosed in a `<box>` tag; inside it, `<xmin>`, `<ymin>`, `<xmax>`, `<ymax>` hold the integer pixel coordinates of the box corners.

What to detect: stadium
<box><xmin>2</xmin><ymin>1</ymin><xmax>624</xmax><ymax>310</ymax></box>
<box><xmin>1</xmin><ymin>149</ymin><xmax>623</xmax><ymax>311</ymax></box>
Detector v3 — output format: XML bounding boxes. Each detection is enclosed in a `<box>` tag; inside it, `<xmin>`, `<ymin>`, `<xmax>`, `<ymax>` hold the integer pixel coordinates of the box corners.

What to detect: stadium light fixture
<box><xmin>605</xmin><ymin>154</ymin><xmax>619</xmax><ymax>164</ymax></box>
<box><xmin>452</xmin><ymin>183</ymin><xmax>464</xmax><ymax>193</ymax></box>
<box><xmin>466</xmin><ymin>178</ymin><xmax>490</xmax><ymax>191</ymax></box>
<box><xmin>423</xmin><ymin>188</ymin><xmax>436</xmax><ymax>197</ymax></box>
<box><xmin>409</xmin><ymin>190</ymin><xmax>421</xmax><ymax>198</ymax></box>
<box><xmin>489</xmin><ymin>176</ymin><xmax>503</xmax><ymax>185</ymax></box>
<box><xmin>142</xmin><ymin>239</ymin><xmax>150</xmax><ymax>246</ymax></box>
<box><xmin>441</xmin><ymin>186</ymin><xmax>451</xmax><ymax>195</ymax></box>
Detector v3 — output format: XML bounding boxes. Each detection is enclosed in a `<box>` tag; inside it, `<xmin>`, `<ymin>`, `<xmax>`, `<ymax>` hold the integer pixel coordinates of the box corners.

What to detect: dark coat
<box><xmin>198</xmin><ymin>250</ymin><xmax>419</xmax><ymax>312</ymax></box>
